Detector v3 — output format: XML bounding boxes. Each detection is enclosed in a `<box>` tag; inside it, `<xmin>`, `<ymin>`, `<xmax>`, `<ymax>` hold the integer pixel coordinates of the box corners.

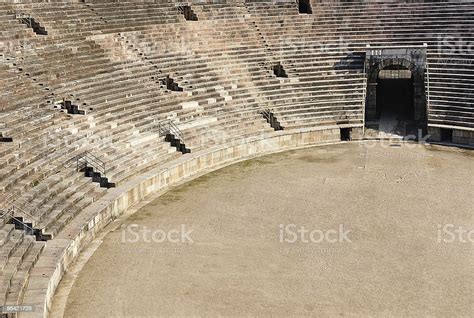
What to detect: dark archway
<box><xmin>365</xmin><ymin>47</ymin><xmax>427</xmax><ymax>125</ymax></box>
<box><xmin>376</xmin><ymin>65</ymin><xmax>414</xmax><ymax>120</ymax></box>
<box><xmin>298</xmin><ymin>0</ymin><xmax>312</xmax><ymax>14</ymax></box>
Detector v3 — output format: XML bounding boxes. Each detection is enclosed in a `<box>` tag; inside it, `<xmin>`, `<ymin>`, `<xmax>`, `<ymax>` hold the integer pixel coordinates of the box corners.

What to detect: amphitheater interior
<box><xmin>0</xmin><ymin>0</ymin><xmax>473</xmax><ymax>317</ymax></box>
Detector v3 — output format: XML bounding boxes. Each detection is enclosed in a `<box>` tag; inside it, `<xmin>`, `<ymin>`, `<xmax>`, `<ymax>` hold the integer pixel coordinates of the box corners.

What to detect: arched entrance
<box><xmin>365</xmin><ymin>46</ymin><xmax>427</xmax><ymax>136</ymax></box>
<box><xmin>376</xmin><ymin>64</ymin><xmax>414</xmax><ymax>120</ymax></box>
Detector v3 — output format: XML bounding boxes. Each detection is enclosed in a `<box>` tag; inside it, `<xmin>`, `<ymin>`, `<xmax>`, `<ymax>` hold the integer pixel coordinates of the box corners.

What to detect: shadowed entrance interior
<box><xmin>376</xmin><ymin>66</ymin><xmax>414</xmax><ymax>120</ymax></box>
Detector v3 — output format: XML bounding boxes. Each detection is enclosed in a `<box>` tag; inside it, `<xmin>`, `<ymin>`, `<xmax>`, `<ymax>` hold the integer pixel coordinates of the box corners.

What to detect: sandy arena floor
<box><xmin>61</xmin><ymin>142</ymin><xmax>474</xmax><ymax>317</ymax></box>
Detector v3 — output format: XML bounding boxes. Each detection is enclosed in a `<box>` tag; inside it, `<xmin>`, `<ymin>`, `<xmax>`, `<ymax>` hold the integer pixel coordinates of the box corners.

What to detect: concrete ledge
<box><xmin>428</xmin><ymin>126</ymin><xmax>474</xmax><ymax>146</ymax></box>
<box><xmin>19</xmin><ymin>127</ymin><xmax>342</xmax><ymax>318</ymax></box>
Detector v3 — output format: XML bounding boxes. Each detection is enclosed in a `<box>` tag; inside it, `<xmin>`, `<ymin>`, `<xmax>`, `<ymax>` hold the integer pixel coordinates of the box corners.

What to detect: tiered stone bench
<box><xmin>0</xmin><ymin>0</ymin><xmax>471</xmax><ymax>316</ymax></box>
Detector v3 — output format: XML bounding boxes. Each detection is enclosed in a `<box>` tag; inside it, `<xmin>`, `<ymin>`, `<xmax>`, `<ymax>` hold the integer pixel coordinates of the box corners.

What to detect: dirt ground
<box><xmin>62</xmin><ymin>142</ymin><xmax>474</xmax><ymax>317</ymax></box>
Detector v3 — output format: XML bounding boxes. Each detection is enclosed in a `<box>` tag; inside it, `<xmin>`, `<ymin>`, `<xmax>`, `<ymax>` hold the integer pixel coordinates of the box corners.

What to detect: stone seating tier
<box><xmin>0</xmin><ymin>0</ymin><xmax>472</xmax><ymax>313</ymax></box>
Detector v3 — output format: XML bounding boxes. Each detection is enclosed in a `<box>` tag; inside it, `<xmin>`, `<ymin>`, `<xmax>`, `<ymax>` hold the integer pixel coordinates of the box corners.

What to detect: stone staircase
<box><xmin>0</xmin><ymin>1</ymin><xmax>472</xmax><ymax>316</ymax></box>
